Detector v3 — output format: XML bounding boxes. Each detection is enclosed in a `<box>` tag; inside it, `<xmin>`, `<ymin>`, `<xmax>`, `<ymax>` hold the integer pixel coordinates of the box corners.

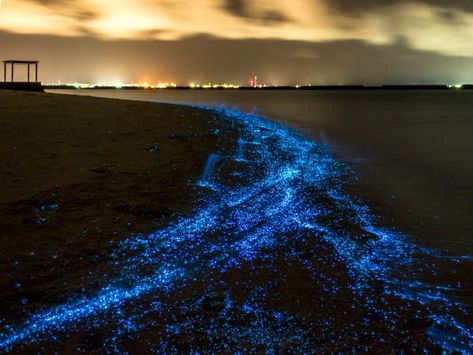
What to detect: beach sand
<box><xmin>0</xmin><ymin>90</ymin><xmax>231</xmax><ymax>327</ymax></box>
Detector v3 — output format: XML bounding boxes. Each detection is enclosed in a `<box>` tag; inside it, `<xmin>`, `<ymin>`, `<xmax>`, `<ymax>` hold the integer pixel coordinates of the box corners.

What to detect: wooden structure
<box><xmin>3</xmin><ymin>60</ymin><xmax>39</xmax><ymax>83</ymax></box>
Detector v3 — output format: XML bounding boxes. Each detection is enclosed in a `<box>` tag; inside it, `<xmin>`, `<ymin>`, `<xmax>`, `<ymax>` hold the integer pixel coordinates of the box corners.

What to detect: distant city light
<box><xmin>42</xmin><ymin>81</ymin><xmax>471</xmax><ymax>90</ymax></box>
<box><xmin>45</xmin><ymin>81</ymin><xmax>178</xmax><ymax>89</ymax></box>
<box><xmin>189</xmin><ymin>82</ymin><xmax>240</xmax><ymax>89</ymax></box>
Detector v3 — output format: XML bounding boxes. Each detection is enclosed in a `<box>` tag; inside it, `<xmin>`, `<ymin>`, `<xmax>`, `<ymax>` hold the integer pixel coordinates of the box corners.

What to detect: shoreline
<box><xmin>43</xmin><ymin>85</ymin><xmax>473</xmax><ymax>91</ymax></box>
<box><xmin>0</xmin><ymin>90</ymin><xmax>471</xmax><ymax>352</ymax></box>
<box><xmin>51</xmin><ymin>88</ymin><xmax>473</xmax><ymax>257</ymax></box>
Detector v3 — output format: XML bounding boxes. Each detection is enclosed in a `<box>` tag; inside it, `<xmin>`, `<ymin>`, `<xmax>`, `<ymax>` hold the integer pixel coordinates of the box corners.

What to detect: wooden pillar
<box><xmin>11</xmin><ymin>63</ymin><xmax>14</xmax><ymax>82</ymax></box>
<box><xmin>35</xmin><ymin>63</ymin><xmax>38</xmax><ymax>82</ymax></box>
<box><xmin>27</xmin><ymin>64</ymin><xmax>30</xmax><ymax>82</ymax></box>
<box><xmin>3</xmin><ymin>62</ymin><xmax>6</xmax><ymax>82</ymax></box>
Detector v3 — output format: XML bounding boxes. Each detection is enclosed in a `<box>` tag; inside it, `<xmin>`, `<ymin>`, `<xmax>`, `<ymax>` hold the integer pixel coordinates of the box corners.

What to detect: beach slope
<box><xmin>0</xmin><ymin>90</ymin><xmax>470</xmax><ymax>353</ymax></box>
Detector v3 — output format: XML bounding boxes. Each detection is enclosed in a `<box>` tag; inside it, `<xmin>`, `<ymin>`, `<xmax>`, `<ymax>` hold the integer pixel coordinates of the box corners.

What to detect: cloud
<box><xmin>222</xmin><ymin>0</ymin><xmax>289</xmax><ymax>24</ymax></box>
<box><xmin>326</xmin><ymin>0</ymin><xmax>473</xmax><ymax>15</ymax></box>
<box><xmin>0</xmin><ymin>0</ymin><xmax>472</xmax><ymax>58</ymax></box>
<box><xmin>364</xmin><ymin>3</ymin><xmax>473</xmax><ymax>57</ymax></box>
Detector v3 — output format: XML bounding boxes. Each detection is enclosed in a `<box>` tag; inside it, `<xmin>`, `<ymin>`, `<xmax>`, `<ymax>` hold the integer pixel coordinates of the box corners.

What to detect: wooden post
<box><xmin>11</xmin><ymin>63</ymin><xmax>14</xmax><ymax>82</ymax></box>
<box><xmin>27</xmin><ymin>64</ymin><xmax>30</xmax><ymax>82</ymax></box>
<box><xmin>35</xmin><ymin>62</ymin><xmax>38</xmax><ymax>82</ymax></box>
<box><xmin>3</xmin><ymin>62</ymin><xmax>6</xmax><ymax>82</ymax></box>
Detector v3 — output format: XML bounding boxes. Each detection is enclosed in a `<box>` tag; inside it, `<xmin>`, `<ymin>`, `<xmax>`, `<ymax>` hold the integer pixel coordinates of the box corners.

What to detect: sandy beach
<box><xmin>0</xmin><ymin>90</ymin><xmax>235</xmax><ymax>348</ymax></box>
<box><xmin>0</xmin><ymin>90</ymin><xmax>470</xmax><ymax>353</ymax></box>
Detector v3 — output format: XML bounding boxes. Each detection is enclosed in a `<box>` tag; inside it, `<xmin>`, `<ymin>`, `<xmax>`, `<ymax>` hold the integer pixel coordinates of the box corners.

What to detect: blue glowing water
<box><xmin>0</xmin><ymin>106</ymin><xmax>471</xmax><ymax>352</ymax></box>
<box><xmin>235</xmin><ymin>137</ymin><xmax>246</xmax><ymax>162</ymax></box>
<box><xmin>197</xmin><ymin>153</ymin><xmax>220</xmax><ymax>188</ymax></box>
<box><xmin>51</xmin><ymin>89</ymin><xmax>473</xmax><ymax>257</ymax></box>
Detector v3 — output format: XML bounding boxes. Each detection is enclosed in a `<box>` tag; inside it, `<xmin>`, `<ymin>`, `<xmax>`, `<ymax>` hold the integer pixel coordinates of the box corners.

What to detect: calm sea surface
<box><xmin>50</xmin><ymin>89</ymin><xmax>472</xmax><ymax>256</ymax></box>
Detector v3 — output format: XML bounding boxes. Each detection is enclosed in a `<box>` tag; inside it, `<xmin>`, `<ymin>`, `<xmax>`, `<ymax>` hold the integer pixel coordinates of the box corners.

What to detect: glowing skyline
<box><xmin>0</xmin><ymin>0</ymin><xmax>472</xmax><ymax>84</ymax></box>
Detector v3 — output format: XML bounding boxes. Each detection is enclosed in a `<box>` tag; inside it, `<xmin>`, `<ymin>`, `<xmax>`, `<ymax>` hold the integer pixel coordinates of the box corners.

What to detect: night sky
<box><xmin>0</xmin><ymin>0</ymin><xmax>472</xmax><ymax>84</ymax></box>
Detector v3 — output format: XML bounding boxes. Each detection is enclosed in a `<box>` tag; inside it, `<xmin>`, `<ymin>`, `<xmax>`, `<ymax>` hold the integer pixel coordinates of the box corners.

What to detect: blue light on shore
<box><xmin>0</xmin><ymin>106</ymin><xmax>471</xmax><ymax>352</ymax></box>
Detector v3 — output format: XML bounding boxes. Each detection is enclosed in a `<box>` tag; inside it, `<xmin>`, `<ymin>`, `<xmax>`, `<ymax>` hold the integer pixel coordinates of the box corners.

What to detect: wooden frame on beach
<box><xmin>3</xmin><ymin>60</ymin><xmax>39</xmax><ymax>83</ymax></box>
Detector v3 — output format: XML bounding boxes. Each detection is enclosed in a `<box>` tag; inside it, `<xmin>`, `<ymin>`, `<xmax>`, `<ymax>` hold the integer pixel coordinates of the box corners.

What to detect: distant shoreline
<box><xmin>44</xmin><ymin>84</ymin><xmax>473</xmax><ymax>91</ymax></box>
<box><xmin>2</xmin><ymin>83</ymin><xmax>471</xmax><ymax>93</ymax></box>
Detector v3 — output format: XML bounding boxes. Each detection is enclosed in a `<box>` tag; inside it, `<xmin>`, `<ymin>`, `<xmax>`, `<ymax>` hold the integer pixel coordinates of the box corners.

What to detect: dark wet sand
<box><xmin>0</xmin><ymin>90</ymin><xmax>229</xmax><ymax>327</ymax></box>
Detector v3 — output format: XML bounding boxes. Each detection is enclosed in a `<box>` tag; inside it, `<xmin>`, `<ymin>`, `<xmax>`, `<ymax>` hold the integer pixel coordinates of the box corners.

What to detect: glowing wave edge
<box><xmin>0</xmin><ymin>106</ymin><xmax>471</xmax><ymax>352</ymax></box>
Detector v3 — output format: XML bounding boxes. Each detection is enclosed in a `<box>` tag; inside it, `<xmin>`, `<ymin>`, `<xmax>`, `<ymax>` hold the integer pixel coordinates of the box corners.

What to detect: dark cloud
<box><xmin>436</xmin><ymin>9</ymin><xmax>465</xmax><ymax>25</ymax></box>
<box><xmin>23</xmin><ymin>0</ymin><xmax>99</xmax><ymax>21</ymax></box>
<box><xmin>75</xmin><ymin>10</ymin><xmax>98</xmax><ymax>21</ymax></box>
<box><xmin>223</xmin><ymin>0</ymin><xmax>246</xmax><ymax>17</ymax></box>
<box><xmin>222</xmin><ymin>0</ymin><xmax>289</xmax><ymax>24</ymax></box>
<box><xmin>326</xmin><ymin>0</ymin><xmax>473</xmax><ymax>15</ymax></box>
<box><xmin>1</xmin><ymin>31</ymin><xmax>471</xmax><ymax>85</ymax></box>
<box><xmin>34</xmin><ymin>0</ymin><xmax>68</xmax><ymax>5</ymax></box>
